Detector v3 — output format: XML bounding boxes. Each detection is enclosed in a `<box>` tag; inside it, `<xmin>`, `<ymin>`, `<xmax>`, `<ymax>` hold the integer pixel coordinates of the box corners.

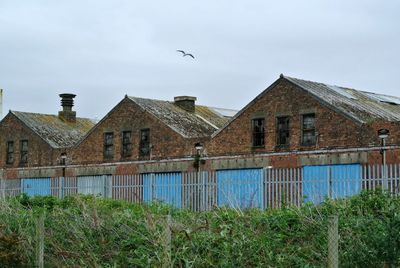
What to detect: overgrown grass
<box><xmin>0</xmin><ymin>190</ymin><xmax>399</xmax><ymax>267</ymax></box>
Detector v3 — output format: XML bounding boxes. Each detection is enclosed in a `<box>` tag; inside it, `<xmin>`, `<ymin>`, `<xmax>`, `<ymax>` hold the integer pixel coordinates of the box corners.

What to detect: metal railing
<box><xmin>1</xmin><ymin>164</ymin><xmax>400</xmax><ymax>211</ymax></box>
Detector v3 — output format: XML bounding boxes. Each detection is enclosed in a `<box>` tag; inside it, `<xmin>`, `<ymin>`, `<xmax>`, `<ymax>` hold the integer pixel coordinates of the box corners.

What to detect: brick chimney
<box><xmin>58</xmin><ymin>93</ymin><xmax>76</xmax><ymax>122</ymax></box>
<box><xmin>174</xmin><ymin>96</ymin><xmax>197</xmax><ymax>113</ymax></box>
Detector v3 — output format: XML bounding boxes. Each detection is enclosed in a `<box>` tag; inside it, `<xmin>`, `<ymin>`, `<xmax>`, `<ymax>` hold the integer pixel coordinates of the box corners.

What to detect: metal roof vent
<box><xmin>174</xmin><ymin>96</ymin><xmax>197</xmax><ymax>113</ymax></box>
<box><xmin>58</xmin><ymin>93</ymin><xmax>76</xmax><ymax>122</ymax></box>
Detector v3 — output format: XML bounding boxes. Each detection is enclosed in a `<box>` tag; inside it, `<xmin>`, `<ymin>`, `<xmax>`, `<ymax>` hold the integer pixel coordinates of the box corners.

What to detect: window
<box><xmin>252</xmin><ymin>118</ymin><xmax>265</xmax><ymax>147</ymax></box>
<box><xmin>302</xmin><ymin>114</ymin><xmax>316</xmax><ymax>145</ymax></box>
<box><xmin>122</xmin><ymin>131</ymin><xmax>132</xmax><ymax>157</ymax></box>
<box><xmin>103</xmin><ymin>132</ymin><xmax>114</xmax><ymax>159</ymax></box>
<box><xmin>139</xmin><ymin>129</ymin><xmax>150</xmax><ymax>157</ymax></box>
<box><xmin>6</xmin><ymin>141</ymin><xmax>14</xmax><ymax>164</ymax></box>
<box><xmin>20</xmin><ymin>140</ymin><xmax>28</xmax><ymax>164</ymax></box>
<box><xmin>276</xmin><ymin>116</ymin><xmax>290</xmax><ymax>146</ymax></box>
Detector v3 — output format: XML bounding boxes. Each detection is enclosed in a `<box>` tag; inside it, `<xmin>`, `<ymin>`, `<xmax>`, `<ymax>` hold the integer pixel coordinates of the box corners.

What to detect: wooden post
<box><xmin>328</xmin><ymin>215</ymin><xmax>339</xmax><ymax>268</ymax></box>
<box><xmin>36</xmin><ymin>212</ymin><xmax>45</xmax><ymax>268</ymax></box>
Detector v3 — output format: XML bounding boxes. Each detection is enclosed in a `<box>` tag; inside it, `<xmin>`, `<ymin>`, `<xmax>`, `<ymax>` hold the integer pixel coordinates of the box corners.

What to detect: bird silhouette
<box><xmin>177</xmin><ymin>50</ymin><xmax>195</xmax><ymax>59</ymax></box>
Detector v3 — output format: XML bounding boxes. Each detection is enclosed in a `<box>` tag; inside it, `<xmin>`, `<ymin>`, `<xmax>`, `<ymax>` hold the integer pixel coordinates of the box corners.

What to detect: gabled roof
<box><xmin>213</xmin><ymin>74</ymin><xmax>400</xmax><ymax>138</ymax></box>
<box><xmin>128</xmin><ymin>97</ymin><xmax>236</xmax><ymax>138</ymax></box>
<box><xmin>10</xmin><ymin>111</ymin><xmax>96</xmax><ymax>148</ymax></box>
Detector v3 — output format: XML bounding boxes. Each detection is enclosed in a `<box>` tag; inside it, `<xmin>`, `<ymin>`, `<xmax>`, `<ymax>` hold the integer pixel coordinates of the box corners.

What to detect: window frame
<box><xmin>20</xmin><ymin>140</ymin><xmax>28</xmax><ymax>165</ymax></box>
<box><xmin>139</xmin><ymin>128</ymin><xmax>151</xmax><ymax>157</ymax></box>
<box><xmin>103</xmin><ymin>132</ymin><xmax>114</xmax><ymax>159</ymax></box>
<box><xmin>6</xmin><ymin>141</ymin><xmax>14</xmax><ymax>165</ymax></box>
<box><xmin>251</xmin><ymin>118</ymin><xmax>265</xmax><ymax>148</ymax></box>
<box><xmin>121</xmin><ymin>130</ymin><xmax>132</xmax><ymax>157</ymax></box>
<box><xmin>301</xmin><ymin>113</ymin><xmax>316</xmax><ymax>146</ymax></box>
<box><xmin>276</xmin><ymin>116</ymin><xmax>290</xmax><ymax>147</ymax></box>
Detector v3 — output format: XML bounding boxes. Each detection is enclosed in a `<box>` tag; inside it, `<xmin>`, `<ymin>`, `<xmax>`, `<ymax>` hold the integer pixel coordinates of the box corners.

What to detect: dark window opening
<box><xmin>103</xmin><ymin>132</ymin><xmax>114</xmax><ymax>159</ymax></box>
<box><xmin>122</xmin><ymin>131</ymin><xmax>132</xmax><ymax>157</ymax></box>
<box><xmin>252</xmin><ymin>118</ymin><xmax>265</xmax><ymax>147</ymax></box>
<box><xmin>6</xmin><ymin>141</ymin><xmax>14</xmax><ymax>164</ymax></box>
<box><xmin>139</xmin><ymin>129</ymin><xmax>150</xmax><ymax>157</ymax></box>
<box><xmin>20</xmin><ymin>140</ymin><xmax>28</xmax><ymax>164</ymax></box>
<box><xmin>302</xmin><ymin>114</ymin><xmax>316</xmax><ymax>146</ymax></box>
<box><xmin>277</xmin><ymin>116</ymin><xmax>290</xmax><ymax>146</ymax></box>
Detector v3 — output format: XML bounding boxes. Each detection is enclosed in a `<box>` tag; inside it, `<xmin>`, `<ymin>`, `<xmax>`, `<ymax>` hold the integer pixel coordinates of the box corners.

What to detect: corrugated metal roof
<box><xmin>11</xmin><ymin>111</ymin><xmax>96</xmax><ymax>148</ymax></box>
<box><xmin>128</xmin><ymin>97</ymin><xmax>234</xmax><ymax>138</ymax></box>
<box><xmin>284</xmin><ymin>76</ymin><xmax>400</xmax><ymax>123</ymax></box>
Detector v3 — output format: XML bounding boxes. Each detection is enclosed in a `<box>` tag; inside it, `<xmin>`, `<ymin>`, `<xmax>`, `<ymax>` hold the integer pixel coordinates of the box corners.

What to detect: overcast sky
<box><xmin>1</xmin><ymin>0</ymin><xmax>399</xmax><ymax>120</ymax></box>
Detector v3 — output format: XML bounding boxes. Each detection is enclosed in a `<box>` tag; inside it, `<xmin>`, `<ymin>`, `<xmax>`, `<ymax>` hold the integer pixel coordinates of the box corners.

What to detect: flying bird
<box><xmin>177</xmin><ymin>50</ymin><xmax>195</xmax><ymax>59</ymax></box>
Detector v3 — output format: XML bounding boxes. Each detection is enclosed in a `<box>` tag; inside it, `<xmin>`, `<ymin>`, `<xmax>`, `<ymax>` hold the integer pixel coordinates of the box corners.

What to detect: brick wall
<box><xmin>0</xmin><ymin>113</ymin><xmax>55</xmax><ymax>168</ymax></box>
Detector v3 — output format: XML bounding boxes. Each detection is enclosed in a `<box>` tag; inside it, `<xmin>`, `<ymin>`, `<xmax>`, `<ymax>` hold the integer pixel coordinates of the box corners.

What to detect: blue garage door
<box><xmin>21</xmin><ymin>178</ymin><xmax>51</xmax><ymax>197</ymax></box>
<box><xmin>303</xmin><ymin>164</ymin><xmax>362</xmax><ymax>204</ymax></box>
<box><xmin>143</xmin><ymin>172</ymin><xmax>182</xmax><ymax>208</ymax></box>
<box><xmin>216</xmin><ymin>169</ymin><xmax>263</xmax><ymax>209</ymax></box>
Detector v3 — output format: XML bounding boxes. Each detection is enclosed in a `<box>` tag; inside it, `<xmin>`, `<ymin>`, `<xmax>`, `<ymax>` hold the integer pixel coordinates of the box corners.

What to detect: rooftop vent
<box><xmin>58</xmin><ymin>93</ymin><xmax>76</xmax><ymax>122</ymax></box>
<box><xmin>174</xmin><ymin>96</ymin><xmax>197</xmax><ymax>113</ymax></box>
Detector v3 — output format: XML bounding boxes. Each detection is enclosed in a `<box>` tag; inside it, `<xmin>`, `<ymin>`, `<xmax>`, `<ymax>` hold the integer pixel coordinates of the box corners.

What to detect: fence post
<box><xmin>0</xmin><ymin>177</ymin><xmax>4</xmax><ymax>199</ymax></box>
<box><xmin>200</xmin><ymin>172</ymin><xmax>205</xmax><ymax>211</ymax></box>
<box><xmin>327</xmin><ymin>166</ymin><xmax>332</xmax><ymax>199</ymax></box>
<box><xmin>150</xmin><ymin>173</ymin><xmax>155</xmax><ymax>202</ymax></box>
<box><xmin>328</xmin><ymin>215</ymin><xmax>339</xmax><ymax>268</ymax></box>
<box><xmin>36</xmin><ymin>212</ymin><xmax>45</xmax><ymax>268</ymax></box>
<box><xmin>163</xmin><ymin>214</ymin><xmax>172</xmax><ymax>266</ymax></box>
<box><xmin>58</xmin><ymin>177</ymin><xmax>64</xmax><ymax>198</ymax></box>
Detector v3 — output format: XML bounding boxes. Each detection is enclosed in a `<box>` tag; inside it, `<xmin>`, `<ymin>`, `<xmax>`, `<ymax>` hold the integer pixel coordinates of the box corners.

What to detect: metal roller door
<box><xmin>143</xmin><ymin>172</ymin><xmax>182</xmax><ymax>208</ymax></box>
<box><xmin>303</xmin><ymin>164</ymin><xmax>362</xmax><ymax>204</ymax></box>
<box><xmin>21</xmin><ymin>177</ymin><xmax>51</xmax><ymax>197</ymax></box>
<box><xmin>216</xmin><ymin>168</ymin><xmax>263</xmax><ymax>209</ymax></box>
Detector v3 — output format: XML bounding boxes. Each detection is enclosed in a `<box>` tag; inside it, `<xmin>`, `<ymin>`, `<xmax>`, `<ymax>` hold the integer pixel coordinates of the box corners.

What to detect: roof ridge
<box><xmin>128</xmin><ymin>96</ymin><xmax>170</xmax><ymax>103</ymax></box>
<box><xmin>11</xmin><ymin>110</ymin><xmax>95</xmax><ymax>121</ymax></box>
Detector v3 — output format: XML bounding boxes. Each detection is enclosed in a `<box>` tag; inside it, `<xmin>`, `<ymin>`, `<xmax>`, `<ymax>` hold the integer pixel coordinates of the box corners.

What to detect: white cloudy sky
<box><xmin>0</xmin><ymin>0</ymin><xmax>399</xmax><ymax>120</ymax></box>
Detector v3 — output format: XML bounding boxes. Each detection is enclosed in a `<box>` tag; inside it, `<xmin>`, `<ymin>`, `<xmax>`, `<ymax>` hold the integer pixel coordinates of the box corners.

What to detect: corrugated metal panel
<box><xmin>77</xmin><ymin>175</ymin><xmax>112</xmax><ymax>197</ymax></box>
<box><xmin>326</xmin><ymin>84</ymin><xmax>357</xmax><ymax>100</ymax></box>
<box><xmin>143</xmin><ymin>172</ymin><xmax>182</xmax><ymax>208</ymax></box>
<box><xmin>21</xmin><ymin>178</ymin><xmax>51</xmax><ymax>197</ymax></box>
<box><xmin>303</xmin><ymin>164</ymin><xmax>362</xmax><ymax>204</ymax></box>
<box><xmin>361</xmin><ymin>92</ymin><xmax>400</xmax><ymax>105</ymax></box>
<box><xmin>207</xmin><ymin>107</ymin><xmax>238</xmax><ymax>118</ymax></box>
<box><xmin>216</xmin><ymin>168</ymin><xmax>263</xmax><ymax>209</ymax></box>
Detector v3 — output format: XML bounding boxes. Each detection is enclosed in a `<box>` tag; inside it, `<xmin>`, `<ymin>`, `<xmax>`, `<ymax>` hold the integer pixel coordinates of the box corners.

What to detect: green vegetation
<box><xmin>0</xmin><ymin>191</ymin><xmax>399</xmax><ymax>267</ymax></box>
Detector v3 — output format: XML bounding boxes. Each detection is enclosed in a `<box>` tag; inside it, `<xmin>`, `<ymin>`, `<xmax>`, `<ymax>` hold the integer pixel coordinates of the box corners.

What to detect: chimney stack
<box><xmin>174</xmin><ymin>96</ymin><xmax>196</xmax><ymax>113</ymax></box>
<box><xmin>58</xmin><ymin>93</ymin><xmax>76</xmax><ymax>122</ymax></box>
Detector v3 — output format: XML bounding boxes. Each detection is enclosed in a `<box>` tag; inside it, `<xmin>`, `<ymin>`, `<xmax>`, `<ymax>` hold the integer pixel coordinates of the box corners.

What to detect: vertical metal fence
<box><xmin>1</xmin><ymin>164</ymin><xmax>400</xmax><ymax>210</ymax></box>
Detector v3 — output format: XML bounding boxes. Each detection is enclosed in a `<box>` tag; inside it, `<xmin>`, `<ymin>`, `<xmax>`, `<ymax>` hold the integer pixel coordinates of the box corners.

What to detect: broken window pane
<box><xmin>6</xmin><ymin>141</ymin><xmax>14</xmax><ymax>164</ymax></box>
<box><xmin>103</xmin><ymin>132</ymin><xmax>114</xmax><ymax>159</ymax></box>
<box><xmin>277</xmin><ymin>116</ymin><xmax>290</xmax><ymax>146</ymax></box>
<box><xmin>20</xmin><ymin>140</ymin><xmax>28</xmax><ymax>164</ymax></box>
<box><xmin>140</xmin><ymin>129</ymin><xmax>150</xmax><ymax>157</ymax></box>
<box><xmin>122</xmin><ymin>131</ymin><xmax>132</xmax><ymax>157</ymax></box>
<box><xmin>302</xmin><ymin>114</ymin><xmax>316</xmax><ymax>145</ymax></box>
<box><xmin>252</xmin><ymin>118</ymin><xmax>265</xmax><ymax>147</ymax></box>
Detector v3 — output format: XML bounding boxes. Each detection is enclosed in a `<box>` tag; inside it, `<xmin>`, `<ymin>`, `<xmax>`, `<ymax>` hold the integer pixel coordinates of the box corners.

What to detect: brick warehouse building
<box><xmin>1</xmin><ymin>74</ymin><xmax>400</xmax><ymax>205</ymax></box>
<box><xmin>0</xmin><ymin>94</ymin><xmax>95</xmax><ymax>179</ymax></box>
<box><xmin>207</xmin><ymin>75</ymin><xmax>400</xmax><ymax>169</ymax></box>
